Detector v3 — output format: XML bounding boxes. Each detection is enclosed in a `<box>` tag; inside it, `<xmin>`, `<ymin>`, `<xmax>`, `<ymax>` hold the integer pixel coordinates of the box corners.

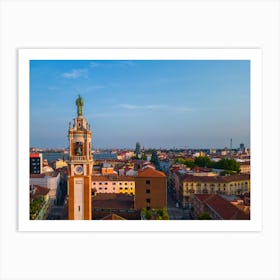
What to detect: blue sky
<box><xmin>30</xmin><ymin>60</ymin><xmax>250</xmax><ymax>149</ymax></box>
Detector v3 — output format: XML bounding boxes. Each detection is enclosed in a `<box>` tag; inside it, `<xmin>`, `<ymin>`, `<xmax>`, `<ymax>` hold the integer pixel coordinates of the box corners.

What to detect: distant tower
<box><xmin>135</xmin><ymin>142</ymin><xmax>141</xmax><ymax>156</ymax></box>
<box><xmin>240</xmin><ymin>143</ymin><xmax>245</xmax><ymax>152</ymax></box>
<box><xmin>67</xmin><ymin>95</ymin><xmax>93</xmax><ymax>220</ymax></box>
<box><xmin>230</xmin><ymin>138</ymin><xmax>232</xmax><ymax>151</ymax></box>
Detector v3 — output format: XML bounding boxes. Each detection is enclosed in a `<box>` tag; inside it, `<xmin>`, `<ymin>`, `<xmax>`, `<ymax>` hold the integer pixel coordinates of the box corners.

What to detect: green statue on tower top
<box><xmin>75</xmin><ymin>95</ymin><xmax>84</xmax><ymax>116</ymax></box>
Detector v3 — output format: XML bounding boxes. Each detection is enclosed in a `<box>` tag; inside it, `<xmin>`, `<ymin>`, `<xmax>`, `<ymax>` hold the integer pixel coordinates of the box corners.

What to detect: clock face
<box><xmin>74</xmin><ymin>165</ymin><xmax>84</xmax><ymax>175</ymax></box>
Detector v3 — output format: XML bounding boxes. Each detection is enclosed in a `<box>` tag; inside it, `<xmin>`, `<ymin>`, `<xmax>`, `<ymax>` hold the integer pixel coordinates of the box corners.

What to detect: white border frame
<box><xmin>18</xmin><ymin>48</ymin><xmax>262</xmax><ymax>232</ymax></box>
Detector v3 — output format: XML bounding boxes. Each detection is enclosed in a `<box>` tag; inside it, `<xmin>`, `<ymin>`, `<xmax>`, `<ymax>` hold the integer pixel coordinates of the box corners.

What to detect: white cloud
<box><xmin>89</xmin><ymin>62</ymin><xmax>99</xmax><ymax>68</ymax></box>
<box><xmin>116</xmin><ymin>103</ymin><xmax>195</xmax><ymax>112</ymax></box>
<box><xmin>117</xmin><ymin>104</ymin><xmax>166</xmax><ymax>110</ymax></box>
<box><xmin>62</xmin><ymin>68</ymin><xmax>87</xmax><ymax>79</ymax></box>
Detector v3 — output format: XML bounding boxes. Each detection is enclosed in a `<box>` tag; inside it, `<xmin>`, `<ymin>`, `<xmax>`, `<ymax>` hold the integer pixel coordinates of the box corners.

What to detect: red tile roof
<box><xmin>91</xmin><ymin>175</ymin><xmax>135</xmax><ymax>181</ymax></box>
<box><xmin>192</xmin><ymin>167</ymin><xmax>211</xmax><ymax>172</ymax></box>
<box><xmin>179</xmin><ymin>174</ymin><xmax>250</xmax><ymax>183</ymax></box>
<box><xmin>92</xmin><ymin>193</ymin><xmax>134</xmax><ymax>209</ymax></box>
<box><xmin>194</xmin><ymin>194</ymin><xmax>250</xmax><ymax>220</ymax></box>
<box><xmin>92</xmin><ymin>175</ymin><xmax>110</xmax><ymax>181</ymax></box>
<box><xmin>30</xmin><ymin>185</ymin><xmax>50</xmax><ymax>201</ymax></box>
<box><xmin>138</xmin><ymin>167</ymin><xmax>166</xmax><ymax>178</ymax></box>
<box><xmin>101</xmin><ymin>213</ymin><xmax>126</xmax><ymax>220</ymax></box>
<box><xmin>30</xmin><ymin>174</ymin><xmax>45</xmax><ymax>178</ymax></box>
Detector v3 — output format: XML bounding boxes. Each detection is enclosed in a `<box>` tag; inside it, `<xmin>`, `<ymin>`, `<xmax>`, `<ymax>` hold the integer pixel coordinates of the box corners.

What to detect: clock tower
<box><xmin>67</xmin><ymin>95</ymin><xmax>93</xmax><ymax>220</ymax></box>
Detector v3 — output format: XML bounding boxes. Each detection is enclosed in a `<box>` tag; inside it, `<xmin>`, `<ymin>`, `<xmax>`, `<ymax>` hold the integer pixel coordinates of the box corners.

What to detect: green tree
<box><xmin>142</xmin><ymin>208</ymin><xmax>152</xmax><ymax>219</ymax></box>
<box><xmin>194</xmin><ymin>156</ymin><xmax>212</xmax><ymax>168</ymax></box>
<box><xmin>215</xmin><ymin>158</ymin><xmax>240</xmax><ymax>172</ymax></box>
<box><xmin>185</xmin><ymin>159</ymin><xmax>195</xmax><ymax>169</ymax></box>
<box><xmin>174</xmin><ymin>157</ymin><xmax>186</xmax><ymax>164</ymax></box>
<box><xmin>198</xmin><ymin>212</ymin><xmax>212</xmax><ymax>220</ymax></box>
<box><xmin>30</xmin><ymin>196</ymin><xmax>45</xmax><ymax>220</ymax></box>
<box><xmin>220</xmin><ymin>170</ymin><xmax>235</xmax><ymax>176</ymax></box>
<box><xmin>141</xmin><ymin>153</ymin><xmax>147</xmax><ymax>160</ymax></box>
<box><xmin>173</xmin><ymin>157</ymin><xmax>195</xmax><ymax>169</ymax></box>
<box><xmin>161</xmin><ymin>208</ymin><xmax>169</xmax><ymax>220</ymax></box>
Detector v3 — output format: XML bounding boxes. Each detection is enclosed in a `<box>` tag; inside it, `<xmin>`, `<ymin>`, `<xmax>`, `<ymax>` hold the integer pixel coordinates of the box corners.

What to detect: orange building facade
<box><xmin>134</xmin><ymin>168</ymin><xmax>167</xmax><ymax>209</ymax></box>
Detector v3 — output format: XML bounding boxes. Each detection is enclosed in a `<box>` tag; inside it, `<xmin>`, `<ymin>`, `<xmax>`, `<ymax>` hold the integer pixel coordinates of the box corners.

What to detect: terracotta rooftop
<box><xmin>30</xmin><ymin>171</ymin><xmax>59</xmax><ymax>178</ymax></box>
<box><xmin>179</xmin><ymin>174</ymin><xmax>250</xmax><ymax>183</ymax></box>
<box><xmin>101</xmin><ymin>213</ymin><xmax>126</xmax><ymax>220</ymax></box>
<box><xmin>138</xmin><ymin>167</ymin><xmax>166</xmax><ymax>178</ymax></box>
<box><xmin>92</xmin><ymin>193</ymin><xmax>134</xmax><ymax>209</ymax></box>
<box><xmin>194</xmin><ymin>194</ymin><xmax>250</xmax><ymax>220</ymax></box>
<box><xmin>192</xmin><ymin>167</ymin><xmax>211</xmax><ymax>172</ymax></box>
<box><xmin>30</xmin><ymin>185</ymin><xmax>50</xmax><ymax>200</ymax></box>
<box><xmin>30</xmin><ymin>174</ymin><xmax>45</xmax><ymax>178</ymax></box>
<box><xmin>92</xmin><ymin>175</ymin><xmax>135</xmax><ymax>181</ymax></box>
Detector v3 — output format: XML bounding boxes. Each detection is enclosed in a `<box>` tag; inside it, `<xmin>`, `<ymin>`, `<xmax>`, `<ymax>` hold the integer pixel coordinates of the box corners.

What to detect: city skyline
<box><xmin>30</xmin><ymin>59</ymin><xmax>250</xmax><ymax>149</ymax></box>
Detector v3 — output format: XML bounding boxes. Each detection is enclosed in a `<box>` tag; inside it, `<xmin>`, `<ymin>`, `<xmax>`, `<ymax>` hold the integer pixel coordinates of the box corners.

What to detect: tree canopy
<box><xmin>173</xmin><ymin>156</ymin><xmax>240</xmax><ymax>172</ymax></box>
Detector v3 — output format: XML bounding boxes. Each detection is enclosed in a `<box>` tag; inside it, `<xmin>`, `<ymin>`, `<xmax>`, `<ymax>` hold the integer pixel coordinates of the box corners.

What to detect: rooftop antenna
<box><xmin>230</xmin><ymin>138</ymin><xmax>233</xmax><ymax>158</ymax></box>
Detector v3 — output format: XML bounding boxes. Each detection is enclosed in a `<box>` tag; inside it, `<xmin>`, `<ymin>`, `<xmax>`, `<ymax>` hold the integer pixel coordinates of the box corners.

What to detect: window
<box><xmin>99</xmin><ymin>182</ymin><xmax>102</xmax><ymax>185</ymax></box>
<box><xmin>120</xmin><ymin>187</ymin><xmax>123</xmax><ymax>190</ymax></box>
<box><xmin>105</xmin><ymin>187</ymin><xmax>107</xmax><ymax>190</ymax></box>
<box><xmin>125</xmin><ymin>183</ymin><xmax>127</xmax><ymax>185</ymax></box>
<box><xmin>125</xmin><ymin>187</ymin><xmax>128</xmax><ymax>190</ymax></box>
<box><xmin>112</xmin><ymin>182</ymin><xmax>116</xmax><ymax>185</ymax></box>
<box><xmin>99</xmin><ymin>187</ymin><xmax>102</xmax><ymax>190</ymax></box>
<box><xmin>105</xmin><ymin>182</ymin><xmax>108</xmax><ymax>185</ymax></box>
<box><xmin>119</xmin><ymin>183</ymin><xmax>122</xmax><ymax>185</ymax></box>
<box><xmin>93</xmin><ymin>182</ymin><xmax>96</xmax><ymax>185</ymax></box>
<box><xmin>146</xmin><ymin>189</ymin><xmax>150</xmax><ymax>194</ymax></box>
<box><xmin>146</xmin><ymin>180</ymin><xmax>150</xmax><ymax>185</ymax></box>
<box><xmin>146</xmin><ymin>198</ymin><xmax>151</xmax><ymax>203</ymax></box>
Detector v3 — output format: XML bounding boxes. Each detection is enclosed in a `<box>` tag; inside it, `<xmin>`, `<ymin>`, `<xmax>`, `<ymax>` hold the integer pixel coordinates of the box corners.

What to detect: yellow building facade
<box><xmin>179</xmin><ymin>174</ymin><xmax>250</xmax><ymax>207</ymax></box>
<box><xmin>92</xmin><ymin>176</ymin><xmax>135</xmax><ymax>195</ymax></box>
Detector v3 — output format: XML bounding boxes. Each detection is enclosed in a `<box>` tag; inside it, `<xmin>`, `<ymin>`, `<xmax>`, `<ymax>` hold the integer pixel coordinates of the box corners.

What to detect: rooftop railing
<box><xmin>70</xmin><ymin>156</ymin><xmax>92</xmax><ymax>161</ymax></box>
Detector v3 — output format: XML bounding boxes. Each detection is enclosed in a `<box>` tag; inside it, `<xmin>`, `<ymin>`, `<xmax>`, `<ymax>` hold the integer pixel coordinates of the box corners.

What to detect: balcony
<box><xmin>70</xmin><ymin>156</ymin><xmax>92</xmax><ymax>161</ymax></box>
